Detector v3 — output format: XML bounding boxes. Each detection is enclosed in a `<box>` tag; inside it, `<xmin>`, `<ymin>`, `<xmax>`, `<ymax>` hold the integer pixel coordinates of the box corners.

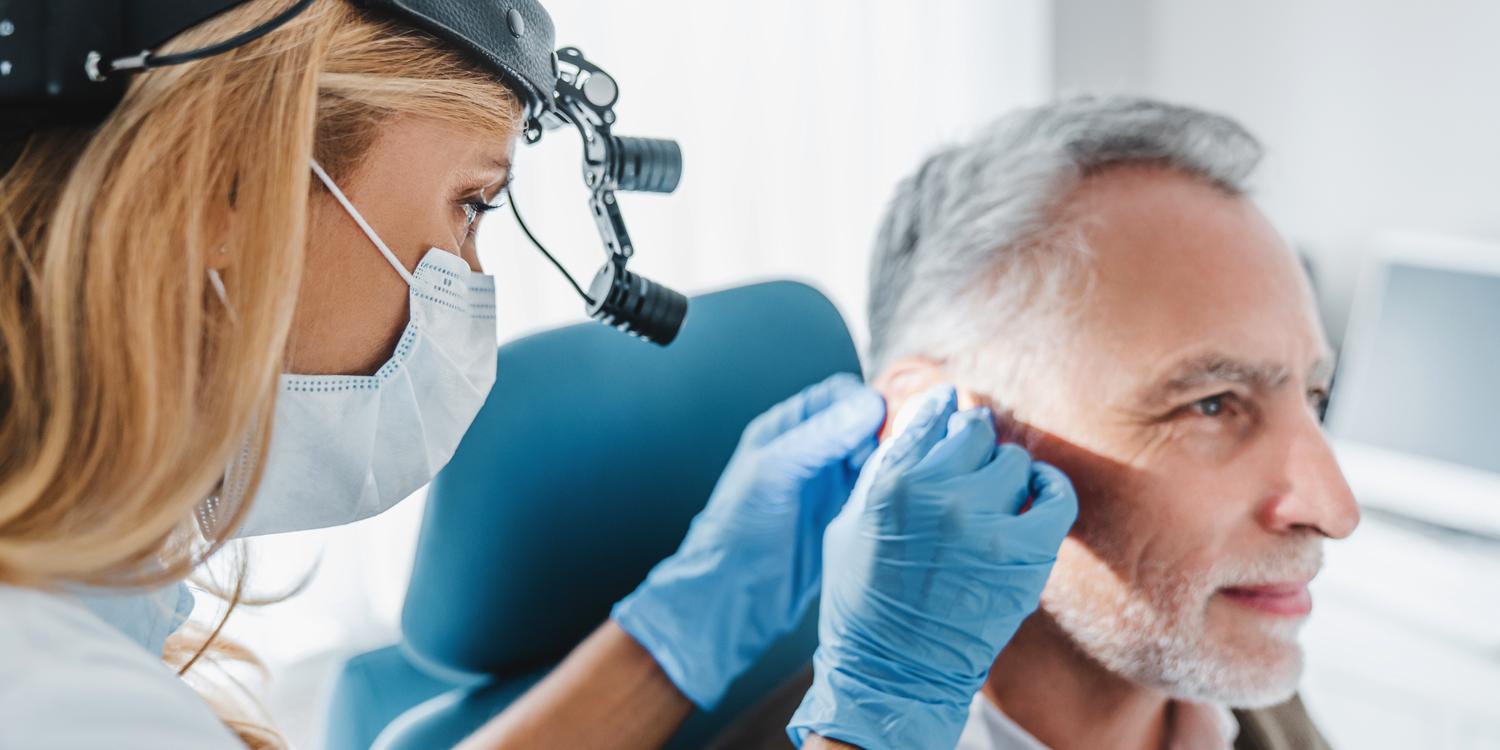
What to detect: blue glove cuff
<box><xmin>611</xmin><ymin>544</ymin><xmax>771</xmax><ymax>709</ymax></box>
<box><xmin>787</xmin><ymin>663</ymin><xmax>971</xmax><ymax>749</ymax></box>
<box><xmin>610</xmin><ymin>601</ymin><xmax>720</xmax><ymax>707</ymax></box>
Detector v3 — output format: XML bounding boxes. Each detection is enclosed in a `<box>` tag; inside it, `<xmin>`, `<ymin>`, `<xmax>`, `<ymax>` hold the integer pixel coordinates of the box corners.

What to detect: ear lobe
<box><xmin>872</xmin><ymin>357</ymin><xmax>985</xmax><ymax>441</ymax></box>
<box><xmin>202</xmin><ymin>199</ymin><xmax>238</xmax><ymax>274</ymax></box>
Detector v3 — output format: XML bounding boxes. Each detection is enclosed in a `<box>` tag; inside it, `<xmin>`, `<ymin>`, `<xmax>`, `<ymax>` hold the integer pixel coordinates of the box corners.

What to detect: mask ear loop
<box><xmin>308</xmin><ymin>160</ymin><xmax>420</xmax><ymax>288</ymax></box>
<box><xmin>199</xmin><ymin>259</ymin><xmax>250</xmax><ymax>538</ymax></box>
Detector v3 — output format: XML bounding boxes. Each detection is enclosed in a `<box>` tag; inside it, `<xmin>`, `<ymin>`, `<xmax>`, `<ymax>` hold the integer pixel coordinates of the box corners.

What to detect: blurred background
<box><xmin>213</xmin><ymin>1</ymin><xmax>1500</xmax><ymax>747</ymax></box>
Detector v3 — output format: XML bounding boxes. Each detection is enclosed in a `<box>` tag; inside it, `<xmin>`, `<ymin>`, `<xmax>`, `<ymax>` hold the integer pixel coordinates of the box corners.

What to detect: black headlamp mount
<box><xmin>0</xmin><ymin>0</ymin><xmax>687</xmax><ymax>345</ymax></box>
<box><xmin>538</xmin><ymin>46</ymin><xmax>686</xmax><ymax>346</ymax></box>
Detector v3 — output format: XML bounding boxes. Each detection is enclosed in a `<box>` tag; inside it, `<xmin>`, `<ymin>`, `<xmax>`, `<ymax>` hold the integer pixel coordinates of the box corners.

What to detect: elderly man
<box><xmin>713</xmin><ymin>97</ymin><xmax>1360</xmax><ymax>750</ymax></box>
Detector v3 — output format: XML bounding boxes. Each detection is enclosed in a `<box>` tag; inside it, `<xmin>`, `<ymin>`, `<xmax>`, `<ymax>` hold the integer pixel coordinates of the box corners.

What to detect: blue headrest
<box><xmin>401</xmin><ymin>281</ymin><xmax>862</xmax><ymax>678</ymax></box>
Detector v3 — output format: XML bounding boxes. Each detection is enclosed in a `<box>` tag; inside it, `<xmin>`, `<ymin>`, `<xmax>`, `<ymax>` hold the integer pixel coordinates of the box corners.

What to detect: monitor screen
<box><xmin>1329</xmin><ymin>260</ymin><xmax>1500</xmax><ymax>475</ymax></box>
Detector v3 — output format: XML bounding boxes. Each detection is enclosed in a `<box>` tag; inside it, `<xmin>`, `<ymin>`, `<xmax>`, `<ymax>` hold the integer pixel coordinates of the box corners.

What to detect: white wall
<box><xmin>1053</xmin><ymin>0</ymin><xmax>1500</xmax><ymax>341</ymax></box>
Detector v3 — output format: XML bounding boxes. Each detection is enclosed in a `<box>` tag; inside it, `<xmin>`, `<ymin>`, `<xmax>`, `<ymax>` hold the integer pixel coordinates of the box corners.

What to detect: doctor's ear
<box><xmin>201</xmin><ymin>190</ymin><xmax>240</xmax><ymax>274</ymax></box>
<box><xmin>203</xmin><ymin>242</ymin><xmax>233</xmax><ymax>274</ymax></box>
<box><xmin>871</xmin><ymin>357</ymin><xmax>988</xmax><ymax>442</ymax></box>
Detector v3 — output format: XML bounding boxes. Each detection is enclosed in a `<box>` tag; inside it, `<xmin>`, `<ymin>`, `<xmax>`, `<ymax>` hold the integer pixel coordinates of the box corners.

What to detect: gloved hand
<box><xmin>787</xmin><ymin>384</ymin><xmax>1079</xmax><ymax>749</ymax></box>
<box><xmin>611</xmin><ymin>372</ymin><xmax>886</xmax><ymax>708</ymax></box>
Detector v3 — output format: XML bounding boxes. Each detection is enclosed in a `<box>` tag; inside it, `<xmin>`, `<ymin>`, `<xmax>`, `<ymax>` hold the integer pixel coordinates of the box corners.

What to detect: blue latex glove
<box><xmin>788</xmin><ymin>384</ymin><xmax>1079</xmax><ymax>749</ymax></box>
<box><xmin>611</xmin><ymin>373</ymin><xmax>886</xmax><ymax>708</ymax></box>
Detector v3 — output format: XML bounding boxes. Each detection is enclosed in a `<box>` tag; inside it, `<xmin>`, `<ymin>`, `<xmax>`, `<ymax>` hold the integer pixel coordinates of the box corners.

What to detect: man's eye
<box><xmin>1309</xmin><ymin>388</ymin><xmax>1331</xmax><ymax>422</ymax></box>
<box><xmin>1191</xmin><ymin>394</ymin><xmax>1233</xmax><ymax>418</ymax></box>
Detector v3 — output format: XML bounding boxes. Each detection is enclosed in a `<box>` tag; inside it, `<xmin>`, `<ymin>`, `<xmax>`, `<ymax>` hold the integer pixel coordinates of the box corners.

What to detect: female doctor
<box><xmin>0</xmin><ymin>1</ymin><xmax>1078</xmax><ymax>748</ymax></box>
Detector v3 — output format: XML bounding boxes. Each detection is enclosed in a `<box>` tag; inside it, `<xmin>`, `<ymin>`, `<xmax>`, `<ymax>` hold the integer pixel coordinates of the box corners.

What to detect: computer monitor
<box><xmin>1326</xmin><ymin>234</ymin><xmax>1500</xmax><ymax>537</ymax></box>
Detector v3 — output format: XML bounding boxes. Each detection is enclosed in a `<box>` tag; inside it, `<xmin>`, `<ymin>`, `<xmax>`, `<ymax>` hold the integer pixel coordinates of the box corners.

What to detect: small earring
<box><xmin>207</xmin><ymin>267</ymin><xmax>239</xmax><ymax>325</ymax></box>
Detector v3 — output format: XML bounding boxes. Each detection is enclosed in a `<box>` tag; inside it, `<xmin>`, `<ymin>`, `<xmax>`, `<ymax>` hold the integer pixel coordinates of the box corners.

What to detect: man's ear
<box><xmin>871</xmin><ymin>357</ymin><xmax>986</xmax><ymax>441</ymax></box>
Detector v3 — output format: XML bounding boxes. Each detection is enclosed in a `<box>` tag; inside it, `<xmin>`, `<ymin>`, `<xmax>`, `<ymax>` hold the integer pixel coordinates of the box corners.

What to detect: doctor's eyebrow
<box><xmin>457</xmin><ymin>155</ymin><xmax>513</xmax><ymax>191</ymax></box>
<box><xmin>454</xmin><ymin>169</ymin><xmax>513</xmax><ymax>206</ymax></box>
<box><xmin>1138</xmin><ymin>352</ymin><xmax>1334</xmax><ymax>407</ymax></box>
<box><xmin>484</xmin><ymin>170</ymin><xmax>514</xmax><ymax>201</ymax></box>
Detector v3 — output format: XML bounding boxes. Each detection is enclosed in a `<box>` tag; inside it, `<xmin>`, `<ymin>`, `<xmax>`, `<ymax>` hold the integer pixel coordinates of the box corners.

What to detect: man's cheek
<box><xmin>1031</xmin><ymin>447</ymin><xmax>1131</xmax><ymax>531</ymax></box>
<box><xmin>1044</xmin><ymin>537</ymin><xmax>1125</xmax><ymax>604</ymax></box>
<box><xmin>1132</xmin><ymin>463</ymin><xmax>1246</xmax><ymax>548</ymax></box>
<box><xmin>1069</xmin><ymin>477</ymin><xmax>1164</xmax><ymax>557</ymax></box>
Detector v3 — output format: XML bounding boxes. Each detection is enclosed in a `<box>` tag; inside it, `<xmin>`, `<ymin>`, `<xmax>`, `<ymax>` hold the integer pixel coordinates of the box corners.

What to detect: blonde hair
<box><xmin>0</xmin><ymin>0</ymin><xmax>522</xmax><ymax>745</ymax></box>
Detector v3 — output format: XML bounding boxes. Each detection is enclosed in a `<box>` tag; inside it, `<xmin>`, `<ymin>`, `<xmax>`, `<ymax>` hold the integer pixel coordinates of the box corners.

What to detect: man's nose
<box><xmin>1257</xmin><ymin>409</ymin><xmax>1361</xmax><ymax>539</ymax></box>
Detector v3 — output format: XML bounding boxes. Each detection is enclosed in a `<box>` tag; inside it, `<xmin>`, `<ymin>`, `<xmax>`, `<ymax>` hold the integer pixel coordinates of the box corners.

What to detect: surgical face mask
<box><xmin>198</xmin><ymin>161</ymin><xmax>498</xmax><ymax>537</ymax></box>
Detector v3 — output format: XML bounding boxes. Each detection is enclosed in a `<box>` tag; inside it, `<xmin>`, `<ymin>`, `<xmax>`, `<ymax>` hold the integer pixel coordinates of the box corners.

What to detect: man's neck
<box><xmin>982</xmin><ymin>613</ymin><xmax>1171</xmax><ymax>750</ymax></box>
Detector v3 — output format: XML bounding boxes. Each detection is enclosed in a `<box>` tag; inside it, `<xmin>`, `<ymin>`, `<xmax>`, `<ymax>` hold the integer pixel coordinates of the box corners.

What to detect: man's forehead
<box><xmin>1061</xmin><ymin>170</ymin><xmax>1326</xmax><ymax>364</ymax></box>
<box><xmin>1074</xmin><ymin>173</ymin><xmax>1294</xmax><ymax>303</ymax></box>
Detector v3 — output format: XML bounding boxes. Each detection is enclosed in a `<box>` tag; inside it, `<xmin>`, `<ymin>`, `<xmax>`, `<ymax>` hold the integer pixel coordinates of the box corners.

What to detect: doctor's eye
<box><xmin>462</xmin><ymin>196</ymin><xmax>507</xmax><ymax>231</ymax></box>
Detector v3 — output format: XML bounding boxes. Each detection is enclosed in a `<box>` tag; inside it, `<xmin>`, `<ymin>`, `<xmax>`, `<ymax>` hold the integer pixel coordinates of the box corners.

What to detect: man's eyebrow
<box><xmin>1308</xmin><ymin>354</ymin><xmax>1336</xmax><ymax>386</ymax></box>
<box><xmin>1141</xmin><ymin>353</ymin><xmax>1293</xmax><ymax>406</ymax></box>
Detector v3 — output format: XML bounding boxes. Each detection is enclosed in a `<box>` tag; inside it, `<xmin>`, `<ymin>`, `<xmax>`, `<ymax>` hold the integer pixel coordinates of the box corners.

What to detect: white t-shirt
<box><xmin>0</xmin><ymin>584</ymin><xmax>241</xmax><ymax>749</ymax></box>
<box><xmin>956</xmin><ymin>691</ymin><xmax>1238</xmax><ymax>750</ymax></box>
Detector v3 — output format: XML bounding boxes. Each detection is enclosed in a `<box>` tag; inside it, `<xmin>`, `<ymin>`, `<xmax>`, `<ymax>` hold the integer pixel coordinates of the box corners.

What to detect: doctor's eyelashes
<box><xmin>462</xmin><ymin>195</ymin><xmax>508</xmax><ymax>229</ymax></box>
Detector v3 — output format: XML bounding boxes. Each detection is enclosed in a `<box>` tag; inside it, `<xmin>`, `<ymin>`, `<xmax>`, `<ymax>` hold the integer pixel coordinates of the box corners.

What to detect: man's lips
<box><xmin>1217</xmin><ymin>581</ymin><xmax>1314</xmax><ymax>617</ymax></box>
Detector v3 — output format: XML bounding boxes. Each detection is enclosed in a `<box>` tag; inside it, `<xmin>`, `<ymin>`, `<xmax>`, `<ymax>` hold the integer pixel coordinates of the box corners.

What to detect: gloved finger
<box><xmin>881</xmin><ymin>383</ymin><xmax>959</xmax><ymax>474</ymax></box>
<box><xmin>775</xmin><ymin>385</ymin><xmax>886</xmax><ymax>466</ymax></box>
<box><xmin>944</xmin><ymin>443</ymin><xmax>1032</xmax><ymax>516</ymax></box>
<box><xmin>1023</xmin><ymin>461</ymin><xmax>1080</xmax><ymax>532</ymax></box>
<box><xmin>963</xmin><ymin>458</ymin><xmax>1077</xmax><ymax>562</ymax></box>
<box><xmin>907</xmin><ymin>407</ymin><xmax>999</xmax><ymax>483</ymax></box>
<box><xmin>993</xmin><ymin>461</ymin><xmax>1079</xmax><ymax>555</ymax></box>
<box><xmin>741</xmin><ymin>372</ymin><xmax>865</xmax><ymax>449</ymax></box>
<box><xmin>849</xmin><ymin>434</ymin><xmax>879</xmax><ymax>472</ymax></box>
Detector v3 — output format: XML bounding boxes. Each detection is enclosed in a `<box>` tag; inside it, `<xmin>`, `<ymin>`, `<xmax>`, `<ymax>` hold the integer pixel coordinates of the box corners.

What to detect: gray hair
<box><xmin>865</xmin><ymin>96</ymin><xmax>1264</xmax><ymax>395</ymax></box>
